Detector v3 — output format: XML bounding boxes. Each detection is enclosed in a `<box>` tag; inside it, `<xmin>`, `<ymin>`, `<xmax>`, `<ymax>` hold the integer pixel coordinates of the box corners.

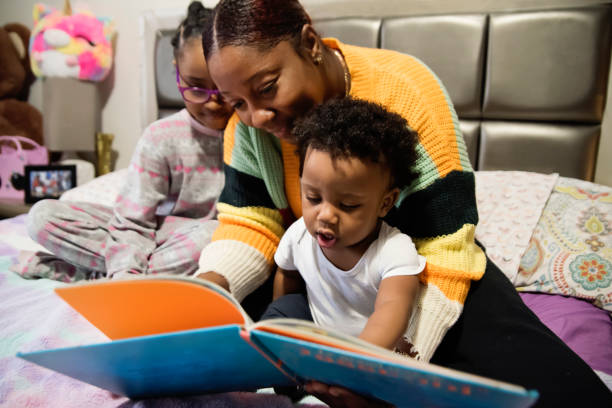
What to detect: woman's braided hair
<box><xmin>203</xmin><ymin>0</ymin><xmax>311</xmax><ymax>59</ymax></box>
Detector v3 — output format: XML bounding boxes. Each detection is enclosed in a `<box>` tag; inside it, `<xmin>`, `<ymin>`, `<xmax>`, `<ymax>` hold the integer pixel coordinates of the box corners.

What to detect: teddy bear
<box><xmin>0</xmin><ymin>22</ymin><xmax>43</xmax><ymax>146</ymax></box>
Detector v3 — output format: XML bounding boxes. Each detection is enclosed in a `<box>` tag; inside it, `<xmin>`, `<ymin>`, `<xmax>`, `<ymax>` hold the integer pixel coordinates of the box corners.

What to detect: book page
<box><xmin>251</xmin><ymin>318</ymin><xmax>530</xmax><ymax>393</ymax></box>
<box><xmin>55</xmin><ymin>274</ymin><xmax>252</xmax><ymax>340</ymax></box>
<box><xmin>251</xmin><ymin>318</ymin><xmax>397</xmax><ymax>360</ymax></box>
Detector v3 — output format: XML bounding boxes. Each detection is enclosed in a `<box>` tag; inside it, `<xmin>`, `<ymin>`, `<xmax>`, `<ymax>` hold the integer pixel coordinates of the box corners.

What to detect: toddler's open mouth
<box><xmin>316</xmin><ymin>231</ymin><xmax>336</xmax><ymax>248</ymax></box>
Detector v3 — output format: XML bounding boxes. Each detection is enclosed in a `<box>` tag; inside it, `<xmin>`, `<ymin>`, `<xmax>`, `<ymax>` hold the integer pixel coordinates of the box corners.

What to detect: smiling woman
<box><xmin>193</xmin><ymin>0</ymin><xmax>612</xmax><ymax>407</ymax></box>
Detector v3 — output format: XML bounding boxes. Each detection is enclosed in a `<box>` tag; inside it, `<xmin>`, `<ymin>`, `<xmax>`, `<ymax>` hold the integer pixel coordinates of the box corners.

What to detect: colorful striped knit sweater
<box><xmin>196</xmin><ymin>39</ymin><xmax>487</xmax><ymax>361</ymax></box>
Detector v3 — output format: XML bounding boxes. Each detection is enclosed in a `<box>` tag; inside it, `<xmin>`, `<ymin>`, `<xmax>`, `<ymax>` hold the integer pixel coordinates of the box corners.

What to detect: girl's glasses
<box><xmin>175</xmin><ymin>65</ymin><xmax>220</xmax><ymax>104</ymax></box>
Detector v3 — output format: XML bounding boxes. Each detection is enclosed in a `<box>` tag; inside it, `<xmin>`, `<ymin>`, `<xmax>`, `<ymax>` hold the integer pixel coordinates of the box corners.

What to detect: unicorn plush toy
<box><xmin>29</xmin><ymin>1</ymin><xmax>115</xmax><ymax>82</ymax></box>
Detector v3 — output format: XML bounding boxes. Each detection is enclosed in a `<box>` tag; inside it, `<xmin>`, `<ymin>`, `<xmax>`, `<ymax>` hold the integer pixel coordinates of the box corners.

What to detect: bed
<box><xmin>1</xmin><ymin>2</ymin><xmax>611</xmax><ymax>407</ymax></box>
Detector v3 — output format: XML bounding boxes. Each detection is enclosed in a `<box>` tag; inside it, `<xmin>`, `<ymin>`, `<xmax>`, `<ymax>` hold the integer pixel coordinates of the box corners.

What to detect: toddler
<box><xmin>266</xmin><ymin>97</ymin><xmax>425</xmax><ymax>351</ymax></box>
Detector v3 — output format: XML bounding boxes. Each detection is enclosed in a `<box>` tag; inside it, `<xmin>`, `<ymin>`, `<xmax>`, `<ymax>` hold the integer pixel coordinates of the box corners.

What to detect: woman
<box><xmin>195</xmin><ymin>0</ymin><xmax>611</xmax><ymax>406</ymax></box>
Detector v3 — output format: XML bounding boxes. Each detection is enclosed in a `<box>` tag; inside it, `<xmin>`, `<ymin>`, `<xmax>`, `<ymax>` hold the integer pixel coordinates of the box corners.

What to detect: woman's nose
<box><xmin>250</xmin><ymin>108</ymin><xmax>275</xmax><ymax>129</ymax></box>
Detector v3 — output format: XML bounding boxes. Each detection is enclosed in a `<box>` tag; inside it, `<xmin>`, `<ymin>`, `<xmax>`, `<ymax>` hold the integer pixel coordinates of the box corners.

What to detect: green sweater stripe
<box><xmin>229</xmin><ymin>122</ymin><xmax>288</xmax><ymax>210</ymax></box>
<box><xmin>398</xmin><ymin>143</ymin><xmax>440</xmax><ymax>206</ymax></box>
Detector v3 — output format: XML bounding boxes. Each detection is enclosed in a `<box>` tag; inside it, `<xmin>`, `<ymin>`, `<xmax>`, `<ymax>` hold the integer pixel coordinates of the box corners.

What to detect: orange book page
<box><xmin>55</xmin><ymin>279</ymin><xmax>247</xmax><ymax>340</ymax></box>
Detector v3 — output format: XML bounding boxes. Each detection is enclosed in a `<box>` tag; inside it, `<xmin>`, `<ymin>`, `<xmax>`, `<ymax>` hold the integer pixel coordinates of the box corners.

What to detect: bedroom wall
<box><xmin>1</xmin><ymin>0</ymin><xmax>611</xmax><ymax>186</ymax></box>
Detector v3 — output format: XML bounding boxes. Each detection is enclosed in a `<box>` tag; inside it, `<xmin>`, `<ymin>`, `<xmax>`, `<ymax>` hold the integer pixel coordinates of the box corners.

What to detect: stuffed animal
<box><xmin>29</xmin><ymin>2</ymin><xmax>115</xmax><ymax>82</ymax></box>
<box><xmin>0</xmin><ymin>22</ymin><xmax>43</xmax><ymax>146</ymax></box>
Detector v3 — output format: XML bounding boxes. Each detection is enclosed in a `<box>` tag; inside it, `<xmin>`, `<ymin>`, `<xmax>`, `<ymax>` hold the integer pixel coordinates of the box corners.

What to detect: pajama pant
<box><xmin>19</xmin><ymin>199</ymin><xmax>217</xmax><ymax>281</ymax></box>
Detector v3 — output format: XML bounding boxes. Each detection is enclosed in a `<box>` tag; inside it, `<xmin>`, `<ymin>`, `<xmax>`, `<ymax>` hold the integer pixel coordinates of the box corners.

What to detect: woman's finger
<box><xmin>304</xmin><ymin>381</ymin><xmax>393</xmax><ymax>408</ymax></box>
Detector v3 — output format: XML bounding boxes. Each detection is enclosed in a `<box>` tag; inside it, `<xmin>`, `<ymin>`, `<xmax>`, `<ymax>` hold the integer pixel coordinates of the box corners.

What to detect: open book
<box><xmin>17</xmin><ymin>275</ymin><xmax>539</xmax><ymax>407</ymax></box>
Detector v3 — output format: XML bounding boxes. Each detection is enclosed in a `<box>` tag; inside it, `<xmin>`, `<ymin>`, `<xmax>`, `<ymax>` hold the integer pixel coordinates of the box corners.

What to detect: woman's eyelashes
<box><xmin>258</xmin><ymin>79</ymin><xmax>277</xmax><ymax>96</ymax></box>
<box><xmin>231</xmin><ymin>99</ymin><xmax>244</xmax><ymax>110</ymax></box>
<box><xmin>226</xmin><ymin>78</ymin><xmax>278</xmax><ymax>110</ymax></box>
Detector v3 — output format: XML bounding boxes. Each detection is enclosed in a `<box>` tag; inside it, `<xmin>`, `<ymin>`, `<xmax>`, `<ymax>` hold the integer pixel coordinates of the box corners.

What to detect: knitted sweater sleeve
<box><xmin>338</xmin><ymin>40</ymin><xmax>487</xmax><ymax>361</ymax></box>
<box><xmin>195</xmin><ymin>115</ymin><xmax>286</xmax><ymax>301</ymax></box>
<box><xmin>390</xmin><ymin>60</ymin><xmax>486</xmax><ymax>362</ymax></box>
<box><xmin>104</xmin><ymin>125</ymin><xmax>169</xmax><ymax>277</ymax></box>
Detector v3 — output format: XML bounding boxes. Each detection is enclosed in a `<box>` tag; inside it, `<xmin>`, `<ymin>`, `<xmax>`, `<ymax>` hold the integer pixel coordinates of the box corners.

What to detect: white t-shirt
<box><xmin>274</xmin><ymin>218</ymin><xmax>426</xmax><ymax>337</ymax></box>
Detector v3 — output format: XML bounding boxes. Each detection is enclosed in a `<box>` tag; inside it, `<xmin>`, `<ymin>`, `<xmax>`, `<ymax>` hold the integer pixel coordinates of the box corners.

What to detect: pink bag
<box><xmin>0</xmin><ymin>136</ymin><xmax>49</xmax><ymax>199</ymax></box>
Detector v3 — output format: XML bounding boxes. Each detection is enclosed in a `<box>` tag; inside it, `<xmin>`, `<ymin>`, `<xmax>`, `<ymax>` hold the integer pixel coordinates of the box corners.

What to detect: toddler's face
<box><xmin>300</xmin><ymin>148</ymin><xmax>398</xmax><ymax>263</ymax></box>
<box><xmin>177</xmin><ymin>40</ymin><xmax>233</xmax><ymax>130</ymax></box>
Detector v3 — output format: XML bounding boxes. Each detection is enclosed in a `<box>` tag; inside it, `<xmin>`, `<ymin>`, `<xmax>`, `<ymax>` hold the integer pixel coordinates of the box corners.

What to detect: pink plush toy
<box><xmin>29</xmin><ymin>1</ymin><xmax>115</xmax><ymax>82</ymax></box>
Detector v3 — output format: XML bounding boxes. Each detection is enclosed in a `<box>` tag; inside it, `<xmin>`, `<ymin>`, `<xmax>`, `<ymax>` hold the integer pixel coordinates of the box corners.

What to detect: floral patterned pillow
<box><xmin>516</xmin><ymin>177</ymin><xmax>612</xmax><ymax>313</ymax></box>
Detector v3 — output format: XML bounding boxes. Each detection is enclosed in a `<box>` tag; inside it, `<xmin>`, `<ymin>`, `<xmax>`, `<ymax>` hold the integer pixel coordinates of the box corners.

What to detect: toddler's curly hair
<box><xmin>293</xmin><ymin>97</ymin><xmax>419</xmax><ymax>189</ymax></box>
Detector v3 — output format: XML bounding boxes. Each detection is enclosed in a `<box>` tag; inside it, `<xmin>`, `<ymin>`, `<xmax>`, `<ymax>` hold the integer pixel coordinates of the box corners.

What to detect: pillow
<box><xmin>474</xmin><ymin>171</ymin><xmax>558</xmax><ymax>282</ymax></box>
<box><xmin>516</xmin><ymin>177</ymin><xmax>612</xmax><ymax>313</ymax></box>
<box><xmin>60</xmin><ymin>168</ymin><xmax>127</xmax><ymax>208</ymax></box>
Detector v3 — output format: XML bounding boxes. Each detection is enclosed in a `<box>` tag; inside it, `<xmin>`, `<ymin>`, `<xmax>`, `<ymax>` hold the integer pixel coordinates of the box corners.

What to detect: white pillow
<box><xmin>60</xmin><ymin>168</ymin><xmax>128</xmax><ymax>208</ymax></box>
<box><xmin>474</xmin><ymin>171</ymin><xmax>558</xmax><ymax>283</ymax></box>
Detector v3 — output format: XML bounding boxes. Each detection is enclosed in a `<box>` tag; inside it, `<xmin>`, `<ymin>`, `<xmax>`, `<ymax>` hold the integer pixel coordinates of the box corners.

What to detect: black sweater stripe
<box><xmin>385</xmin><ymin>170</ymin><xmax>479</xmax><ymax>239</ymax></box>
<box><xmin>219</xmin><ymin>165</ymin><xmax>276</xmax><ymax>209</ymax></box>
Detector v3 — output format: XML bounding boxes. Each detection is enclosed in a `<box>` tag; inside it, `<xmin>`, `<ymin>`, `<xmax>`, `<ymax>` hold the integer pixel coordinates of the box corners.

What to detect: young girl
<box><xmin>264</xmin><ymin>97</ymin><xmax>425</xmax><ymax>352</ymax></box>
<box><xmin>18</xmin><ymin>1</ymin><xmax>233</xmax><ymax>281</ymax></box>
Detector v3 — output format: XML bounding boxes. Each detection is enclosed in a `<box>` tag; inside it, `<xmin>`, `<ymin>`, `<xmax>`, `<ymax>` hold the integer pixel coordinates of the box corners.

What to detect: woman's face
<box><xmin>207</xmin><ymin>40</ymin><xmax>327</xmax><ymax>140</ymax></box>
<box><xmin>177</xmin><ymin>39</ymin><xmax>233</xmax><ymax>130</ymax></box>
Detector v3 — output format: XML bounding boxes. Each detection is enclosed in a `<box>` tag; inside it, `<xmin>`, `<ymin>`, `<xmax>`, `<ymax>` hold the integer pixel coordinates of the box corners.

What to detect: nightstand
<box><xmin>0</xmin><ymin>198</ymin><xmax>32</xmax><ymax>219</ymax></box>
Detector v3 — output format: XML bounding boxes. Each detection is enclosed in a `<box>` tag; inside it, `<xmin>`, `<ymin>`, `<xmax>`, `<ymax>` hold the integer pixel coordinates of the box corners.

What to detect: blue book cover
<box><xmin>249</xmin><ymin>326</ymin><xmax>539</xmax><ymax>408</ymax></box>
<box><xmin>18</xmin><ymin>324</ymin><xmax>293</xmax><ymax>398</ymax></box>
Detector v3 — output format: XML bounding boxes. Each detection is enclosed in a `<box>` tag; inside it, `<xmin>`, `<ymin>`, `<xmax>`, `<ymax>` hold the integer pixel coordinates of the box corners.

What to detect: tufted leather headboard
<box><xmin>140</xmin><ymin>3</ymin><xmax>611</xmax><ymax>181</ymax></box>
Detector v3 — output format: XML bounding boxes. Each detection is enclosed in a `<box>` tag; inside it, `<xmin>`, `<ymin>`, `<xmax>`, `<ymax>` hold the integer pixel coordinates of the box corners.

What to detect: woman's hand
<box><xmin>304</xmin><ymin>381</ymin><xmax>393</xmax><ymax>408</ymax></box>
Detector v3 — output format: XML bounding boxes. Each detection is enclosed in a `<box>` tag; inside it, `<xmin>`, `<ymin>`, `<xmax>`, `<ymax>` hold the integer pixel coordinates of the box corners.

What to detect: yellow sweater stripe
<box><xmin>216</xmin><ymin>202</ymin><xmax>284</xmax><ymax>238</ymax></box>
<box><xmin>410</xmin><ymin>55</ymin><xmax>473</xmax><ymax>172</ymax></box>
<box><xmin>223</xmin><ymin>114</ymin><xmax>240</xmax><ymax>165</ymax></box>
<box><xmin>401</xmin><ymin>58</ymin><xmax>462</xmax><ymax>177</ymax></box>
<box><xmin>281</xmin><ymin>140</ymin><xmax>302</xmax><ymax>218</ymax></box>
<box><xmin>414</xmin><ymin>224</ymin><xmax>487</xmax><ymax>290</ymax></box>
<box><xmin>212</xmin><ymin>223</ymin><xmax>277</xmax><ymax>264</ymax></box>
<box><xmin>414</xmin><ymin>224</ymin><xmax>486</xmax><ymax>270</ymax></box>
<box><xmin>213</xmin><ymin>203</ymin><xmax>284</xmax><ymax>263</ymax></box>
<box><xmin>332</xmin><ymin>39</ymin><xmax>466</xmax><ymax>183</ymax></box>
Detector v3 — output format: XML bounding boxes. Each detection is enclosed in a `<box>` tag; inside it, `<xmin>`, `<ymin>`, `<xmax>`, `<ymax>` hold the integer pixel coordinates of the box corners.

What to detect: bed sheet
<box><xmin>1</xmin><ymin>171</ymin><xmax>611</xmax><ymax>406</ymax></box>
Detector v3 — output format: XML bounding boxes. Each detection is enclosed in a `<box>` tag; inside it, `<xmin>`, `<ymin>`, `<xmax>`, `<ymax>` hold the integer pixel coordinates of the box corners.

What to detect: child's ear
<box><xmin>379</xmin><ymin>187</ymin><xmax>400</xmax><ymax>217</ymax></box>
